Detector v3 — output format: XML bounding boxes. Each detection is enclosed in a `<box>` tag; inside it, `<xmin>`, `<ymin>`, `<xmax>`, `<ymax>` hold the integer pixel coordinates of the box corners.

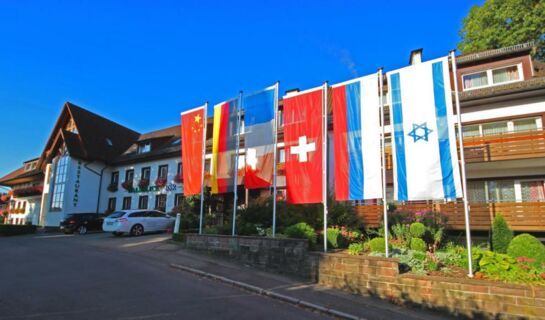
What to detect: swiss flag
<box><xmin>283</xmin><ymin>88</ymin><xmax>324</xmax><ymax>204</ymax></box>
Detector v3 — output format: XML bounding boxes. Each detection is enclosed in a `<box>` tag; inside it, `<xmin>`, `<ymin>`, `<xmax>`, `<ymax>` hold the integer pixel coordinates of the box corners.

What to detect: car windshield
<box><xmin>107</xmin><ymin>211</ymin><xmax>126</xmax><ymax>218</ymax></box>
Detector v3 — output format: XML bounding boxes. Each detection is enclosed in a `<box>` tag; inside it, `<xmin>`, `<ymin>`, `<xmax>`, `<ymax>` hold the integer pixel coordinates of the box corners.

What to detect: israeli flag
<box><xmin>387</xmin><ymin>57</ymin><xmax>462</xmax><ymax>201</ymax></box>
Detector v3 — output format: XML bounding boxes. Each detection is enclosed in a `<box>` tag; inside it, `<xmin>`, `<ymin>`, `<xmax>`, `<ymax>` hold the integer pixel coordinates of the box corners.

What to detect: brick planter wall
<box><xmin>180</xmin><ymin>234</ymin><xmax>315</xmax><ymax>279</ymax></box>
<box><xmin>317</xmin><ymin>253</ymin><xmax>545</xmax><ymax>319</ymax></box>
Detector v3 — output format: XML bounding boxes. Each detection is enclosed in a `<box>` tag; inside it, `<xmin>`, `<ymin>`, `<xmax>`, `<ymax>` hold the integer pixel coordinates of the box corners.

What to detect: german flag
<box><xmin>211</xmin><ymin>99</ymin><xmax>239</xmax><ymax>194</ymax></box>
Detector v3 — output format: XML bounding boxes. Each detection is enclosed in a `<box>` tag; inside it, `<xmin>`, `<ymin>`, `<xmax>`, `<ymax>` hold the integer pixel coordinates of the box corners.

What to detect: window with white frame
<box><xmin>50</xmin><ymin>153</ymin><xmax>69</xmax><ymax>211</ymax></box>
<box><xmin>462</xmin><ymin>64</ymin><xmax>523</xmax><ymax>90</ymax></box>
<box><xmin>138</xmin><ymin>143</ymin><xmax>151</xmax><ymax>154</ymax></box>
<box><xmin>461</xmin><ymin>117</ymin><xmax>542</xmax><ymax>138</ymax></box>
<box><xmin>466</xmin><ymin>179</ymin><xmax>545</xmax><ymax>203</ymax></box>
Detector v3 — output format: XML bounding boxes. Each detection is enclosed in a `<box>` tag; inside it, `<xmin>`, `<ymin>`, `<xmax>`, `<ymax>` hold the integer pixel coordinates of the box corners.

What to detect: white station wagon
<box><xmin>102</xmin><ymin>210</ymin><xmax>175</xmax><ymax>236</ymax></box>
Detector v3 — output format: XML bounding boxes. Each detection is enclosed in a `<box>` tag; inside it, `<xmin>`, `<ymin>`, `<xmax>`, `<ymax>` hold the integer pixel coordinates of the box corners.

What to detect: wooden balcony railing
<box><xmin>355</xmin><ymin>201</ymin><xmax>545</xmax><ymax>232</ymax></box>
<box><xmin>462</xmin><ymin>129</ymin><xmax>545</xmax><ymax>162</ymax></box>
<box><xmin>383</xmin><ymin>129</ymin><xmax>545</xmax><ymax>167</ymax></box>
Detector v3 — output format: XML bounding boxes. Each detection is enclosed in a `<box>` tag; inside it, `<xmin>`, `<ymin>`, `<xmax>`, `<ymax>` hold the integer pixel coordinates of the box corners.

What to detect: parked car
<box><xmin>102</xmin><ymin>210</ymin><xmax>175</xmax><ymax>236</ymax></box>
<box><xmin>60</xmin><ymin>213</ymin><xmax>105</xmax><ymax>235</ymax></box>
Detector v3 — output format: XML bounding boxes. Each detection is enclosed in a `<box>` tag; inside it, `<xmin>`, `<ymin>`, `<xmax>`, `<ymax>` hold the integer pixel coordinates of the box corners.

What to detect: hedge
<box><xmin>0</xmin><ymin>224</ymin><xmax>37</xmax><ymax>236</ymax></box>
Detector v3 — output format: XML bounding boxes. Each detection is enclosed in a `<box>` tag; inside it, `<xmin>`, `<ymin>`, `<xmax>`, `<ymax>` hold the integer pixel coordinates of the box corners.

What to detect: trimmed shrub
<box><xmin>0</xmin><ymin>224</ymin><xmax>37</xmax><ymax>236</ymax></box>
<box><xmin>491</xmin><ymin>214</ymin><xmax>513</xmax><ymax>253</ymax></box>
<box><xmin>326</xmin><ymin>227</ymin><xmax>342</xmax><ymax>249</ymax></box>
<box><xmin>284</xmin><ymin>222</ymin><xmax>317</xmax><ymax>244</ymax></box>
<box><xmin>347</xmin><ymin>242</ymin><xmax>364</xmax><ymax>255</ymax></box>
<box><xmin>172</xmin><ymin>233</ymin><xmax>185</xmax><ymax>242</ymax></box>
<box><xmin>369</xmin><ymin>237</ymin><xmax>387</xmax><ymax>253</ymax></box>
<box><xmin>507</xmin><ymin>233</ymin><xmax>545</xmax><ymax>265</ymax></box>
<box><xmin>409</xmin><ymin>222</ymin><xmax>426</xmax><ymax>238</ymax></box>
<box><xmin>410</xmin><ymin>238</ymin><xmax>427</xmax><ymax>252</ymax></box>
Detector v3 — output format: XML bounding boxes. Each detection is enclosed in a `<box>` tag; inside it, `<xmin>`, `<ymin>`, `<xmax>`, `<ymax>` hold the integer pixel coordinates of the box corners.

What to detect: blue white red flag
<box><xmin>387</xmin><ymin>57</ymin><xmax>462</xmax><ymax>201</ymax></box>
<box><xmin>243</xmin><ymin>85</ymin><xmax>277</xmax><ymax>189</ymax></box>
<box><xmin>332</xmin><ymin>74</ymin><xmax>382</xmax><ymax>201</ymax></box>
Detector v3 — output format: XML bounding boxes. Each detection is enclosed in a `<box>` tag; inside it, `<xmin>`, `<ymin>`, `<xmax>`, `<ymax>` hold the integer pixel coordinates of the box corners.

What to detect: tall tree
<box><xmin>458</xmin><ymin>0</ymin><xmax>545</xmax><ymax>59</ymax></box>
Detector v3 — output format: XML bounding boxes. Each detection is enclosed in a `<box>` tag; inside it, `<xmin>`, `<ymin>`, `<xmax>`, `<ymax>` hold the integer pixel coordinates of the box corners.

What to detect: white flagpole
<box><xmin>198</xmin><ymin>102</ymin><xmax>208</xmax><ymax>235</ymax></box>
<box><xmin>232</xmin><ymin>92</ymin><xmax>243</xmax><ymax>236</ymax></box>
<box><xmin>378</xmin><ymin>68</ymin><xmax>389</xmax><ymax>257</ymax></box>
<box><xmin>322</xmin><ymin>81</ymin><xmax>329</xmax><ymax>252</ymax></box>
<box><xmin>272</xmin><ymin>82</ymin><xmax>280</xmax><ymax>237</ymax></box>
<box><xmin>450</xmin><ymin>50</ymin><xmax>474</xmax><ymax>278</ymax></box>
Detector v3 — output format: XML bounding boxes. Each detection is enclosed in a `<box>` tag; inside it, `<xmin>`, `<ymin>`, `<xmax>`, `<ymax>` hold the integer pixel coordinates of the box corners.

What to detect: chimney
<box><xmin>409</xmin><ymin>48</ymin><xmax>423</xmax><ymax>65</ymax></box>
<box><xmin>284</xmin><ymin>88</ymin><xmax>300</xmax><ymax>97</ymax></box>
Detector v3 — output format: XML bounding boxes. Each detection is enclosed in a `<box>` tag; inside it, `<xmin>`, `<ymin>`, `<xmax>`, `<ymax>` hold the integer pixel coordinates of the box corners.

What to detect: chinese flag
<box><xmin>181</xmin><ymin>106</ymin><xmax>206</xmax><ymax>196</ymax></box>
<box><xmin>283</xmin><ymin>88</ymin><xmax>323</xmax><ymax>204</ymax></box>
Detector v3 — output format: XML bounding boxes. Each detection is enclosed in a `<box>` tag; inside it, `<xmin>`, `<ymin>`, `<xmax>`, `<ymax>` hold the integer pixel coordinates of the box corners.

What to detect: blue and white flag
<box><xmin>243</xmin><ymin>84</ymin><xmax>277</xmax><ymax>189</ymax></box>
<box><xmin>387</xmin><ymin>57</ymin><xmax>462</xmax><ymax>201</ymax></box>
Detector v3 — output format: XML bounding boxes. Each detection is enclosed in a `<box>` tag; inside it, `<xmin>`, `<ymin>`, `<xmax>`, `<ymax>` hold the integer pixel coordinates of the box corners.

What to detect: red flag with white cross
<box><xmin>283</xmin><ymin>87</ymin><xmax>324</xmax><ymax>204</ymax></box>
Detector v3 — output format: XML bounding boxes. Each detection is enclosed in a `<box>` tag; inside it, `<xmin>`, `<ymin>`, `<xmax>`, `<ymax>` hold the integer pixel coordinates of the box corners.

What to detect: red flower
<box><xmin>121</xmin><ymin>181</ymin><xmax>133</xmax><ymax>191</ymax></box>
<box><xmin>173</xmin><ymin>174</ymin><xmax>183</xmax><ymax>183</ymax></box>
<box><xmin>138</xmin><ymin>179</ymin><xmax>150</xmax><ymax>188</ymax></box>
<box><xmin>155</xmin><ymin>178</ymin><xmax>167</xmax><ymax>187</ymax></box>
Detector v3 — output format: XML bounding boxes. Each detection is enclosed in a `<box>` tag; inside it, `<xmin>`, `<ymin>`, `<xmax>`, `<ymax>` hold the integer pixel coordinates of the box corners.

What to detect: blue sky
<box><xmin>0</xmin><ymin>0</ymin><xmax>480</xmax><ymax>179</ymax></box>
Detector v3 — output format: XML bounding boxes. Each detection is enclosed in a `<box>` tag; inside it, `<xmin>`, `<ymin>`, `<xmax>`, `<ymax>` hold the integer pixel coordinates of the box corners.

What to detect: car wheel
<box><xmin>77</xmin><ymin>225</ymin><xmax>87</xmax><ymax>235</ymax></box>
<box><xmin>130</xmin><ymin>224</ymin><xmax>144</xmax><ymax>236</ymax></box>
<box><xmin>112</xmin><ymin>232</ymin><xmax>123</xmax><ymax>237</ymax></box>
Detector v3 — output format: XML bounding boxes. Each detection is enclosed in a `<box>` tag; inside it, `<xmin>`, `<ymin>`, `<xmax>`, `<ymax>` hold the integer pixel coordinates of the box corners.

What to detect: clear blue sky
<box><xmin>0</xmin><ymin>0</ymin><xmax>480</xmax><ymax>178</ymax></box>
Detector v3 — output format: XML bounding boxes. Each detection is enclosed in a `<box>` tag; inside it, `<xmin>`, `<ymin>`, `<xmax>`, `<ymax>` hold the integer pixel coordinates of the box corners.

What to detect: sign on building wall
<box><xmin>73</xmin><ymin>161</ymin><xmax>82</xmax><ymax>207</ymax></box>
<box><xmin>128</xmin><ymin>183</ymin><xmax>177</xmax><ymax>194</ymax></box>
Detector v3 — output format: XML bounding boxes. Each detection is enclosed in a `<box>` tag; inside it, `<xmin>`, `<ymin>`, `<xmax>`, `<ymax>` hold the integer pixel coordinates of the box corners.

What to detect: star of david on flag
<box><xmin>407</xmin><ymin>122</ymin><xmax>433</xmax><ymax>142</ymax></box>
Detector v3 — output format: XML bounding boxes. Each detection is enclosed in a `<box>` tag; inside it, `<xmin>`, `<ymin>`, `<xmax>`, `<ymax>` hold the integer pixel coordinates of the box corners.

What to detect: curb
<box><xmin>169</xmin><ymin>263</ymin><xmax>364</xmax><ymax>320</ymax></box>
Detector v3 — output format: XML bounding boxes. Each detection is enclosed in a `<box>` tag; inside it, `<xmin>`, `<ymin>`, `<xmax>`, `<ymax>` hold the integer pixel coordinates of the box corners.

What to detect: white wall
<box><xmin>100</xmin><ymin>157</ymin><xmax>183</xmax><ymax>213</ymax></box>
<box><xmin>460</xmin><ymin>96</ymin><xmax>545</xmax><ymax>123</ymax></box>
<box><xmin>43</xmin><ymin>157</ymin><xmax>107</xmax><ymax>227</ymax></box>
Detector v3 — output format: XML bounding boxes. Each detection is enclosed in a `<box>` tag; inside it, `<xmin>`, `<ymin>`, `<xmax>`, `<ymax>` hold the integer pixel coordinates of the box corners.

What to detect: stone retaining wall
<box><xmin>181</xmin><ymin>234</ymin><xmax>315</xmax><ymax>279</ymax></box>
<box><xmin>317</xmin><ymin>253</ymin><xmax>545</xmax><ymax>319</ymax></box>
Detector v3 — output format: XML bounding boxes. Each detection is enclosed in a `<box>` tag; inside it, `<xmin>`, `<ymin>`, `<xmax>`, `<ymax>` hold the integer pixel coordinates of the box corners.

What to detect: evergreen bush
<box><xmin>369</xmin><ymin>237</ymin><xmax>387</xmax><ymax>253</ymax></box>
<box><xmin>491</xmin><ymin>214</ymin><xmax>513</xmax><ymax>253</ymax></box>
<box><xmin>284</xmin><ymin>222</ymin><xmax>317</xmax><ymax>244</ymax></box>
<box><xmin>410</xmin><ymin>238</ymin><xmax>427</xmax><ymax>252</ymax></box>
<box><xmin>409</xmin><ymin>222</ymin><xmax>426</xmax><ymax>238</ymax></box>
<box><xmin>507</xmin><ymin>233</ymin><xmax>545</xmax><ymax>265</ymax></box>
<box><xmin>326</xmin><ymin>227</ymin><xmax>342</xmax><ymax>248</ymax></box>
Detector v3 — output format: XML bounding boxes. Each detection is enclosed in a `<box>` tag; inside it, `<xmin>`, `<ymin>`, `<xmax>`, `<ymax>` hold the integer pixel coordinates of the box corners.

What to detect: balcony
<box><xmin>12</xmin><ymin>185</ymin><xmax>43</xmax><ymax>198</ymax></box>
<box><xmin>383</xmin><ymin>128</ymin><xmax>545</xmax><ymax>167</ymax></box>
<box><xmin>355</xmin><ymin>201</ymin><xmax>545</xmax><ymax>232</ymax></box>
<box><xmin>462</xmin><ymin>128</ymin><xmax>545</xmax><ymax>163</ymax></box>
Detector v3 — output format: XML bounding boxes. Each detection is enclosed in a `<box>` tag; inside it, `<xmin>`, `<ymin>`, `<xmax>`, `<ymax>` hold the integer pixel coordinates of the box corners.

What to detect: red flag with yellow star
<box><xmin>181</xmin><ymin>106</ymin><xmax>206</xmax><ymax>196</ymax></box>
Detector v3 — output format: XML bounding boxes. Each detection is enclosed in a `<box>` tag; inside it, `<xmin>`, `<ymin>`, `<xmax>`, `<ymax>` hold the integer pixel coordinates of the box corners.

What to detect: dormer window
<box><xmin>462</xmin><ymin>64</ymin><xmax>522</xmax><ymax>91</ymax></box>
<box><xmin>138</xmin><ymin>142</ymin><xmax>151</xmax><ymax>154</ymax></box>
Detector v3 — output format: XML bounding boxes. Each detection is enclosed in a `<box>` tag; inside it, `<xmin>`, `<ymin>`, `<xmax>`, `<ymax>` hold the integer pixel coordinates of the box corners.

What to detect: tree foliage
<box><xmin>458</xmin><ymin>0</ymin><xmax>545</xmax><ymax>59</ymax></box>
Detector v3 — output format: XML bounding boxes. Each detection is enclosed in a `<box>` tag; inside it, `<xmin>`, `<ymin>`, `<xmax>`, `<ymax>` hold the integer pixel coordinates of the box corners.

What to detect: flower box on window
<box><xmin>138</xmin><ymin>178</ymin><xmax>150</xmax><ymax>188</ymax></box>
<box><xmin>173</xmin><ymin>174</ymin><xmax>183</xmax><ymax>184</ymax></box>
<box><xmin>107</xmin><ymin>183</ymin><xmax>118</xmax><ymax>192</ymax></box>
<box><xmin>121</xmin><ymin>181</ymin><xmax>133</xmax><ymax>191</ymax></box>
<box><xmin>155</xmin><ymin>178</ymin><xmax>167</xmax><ymax>187</ymax></box>
<box><xmin>12</xmin><ymin>186</ymin><xmax>43</xmax><ymax>197</ymax></box>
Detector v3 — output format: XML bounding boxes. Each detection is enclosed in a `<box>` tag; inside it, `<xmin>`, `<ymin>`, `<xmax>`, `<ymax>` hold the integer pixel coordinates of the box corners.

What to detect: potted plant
<box><xmin>155</xmin><ymin>177</ymin><xmax>167</xmax><ymax>187</ymax></box>
<box><xmin>121</xmin><ymin>180</ymin><xmax>133</xmax><ymax>191</ymax></box>
<box><xmin>138</xmin><ymin>178</ymin><xmax>150</xmax><ymax>188</ymax></box>
<box><xmin>107</xmin><ymin>183</ymin><xmax>118</xmax><ymax>192</ymax></box>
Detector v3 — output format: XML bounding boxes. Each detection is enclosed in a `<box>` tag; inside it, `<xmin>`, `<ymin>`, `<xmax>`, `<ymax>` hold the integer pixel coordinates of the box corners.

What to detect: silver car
<box><xmin>102</xmin><ymin>210</ymin><xmax>175</xmax><ymax>236</ymax></box>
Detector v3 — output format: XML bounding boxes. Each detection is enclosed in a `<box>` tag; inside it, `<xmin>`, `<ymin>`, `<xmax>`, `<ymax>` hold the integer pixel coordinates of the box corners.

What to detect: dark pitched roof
<box><xmin>459</xmin><ymin>76</ymin><xmax>545</xmax><ymax>103</ymax></box>
<box><xmin>112</xmin><ymin>125</ymin><xmax>181</xmax><ymax>165</ymax></box>
<box><xmin>456</xmin><ymin>42</ymin><xmax>534</xmax><ymax>66</ymax></box>
<box><xmin>65</xmin><ymin>102</ymin><xmax>141</xmax><ymax>163</ymax></box>
<box><xmin>0</xmin><ymin>166</ymin><xmax>43</xmax><ymax>186</ymax></box>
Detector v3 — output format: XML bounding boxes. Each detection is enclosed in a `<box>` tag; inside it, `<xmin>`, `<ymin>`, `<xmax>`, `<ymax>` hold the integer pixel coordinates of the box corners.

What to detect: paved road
<box><xmin>0</xmin><ymin>232</ymin><xmax>330</xmax><ymax>320</ymax></box>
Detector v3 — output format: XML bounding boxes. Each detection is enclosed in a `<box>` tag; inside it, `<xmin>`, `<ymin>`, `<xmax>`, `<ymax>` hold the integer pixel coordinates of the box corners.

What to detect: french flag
<box><xmin>332</xmin><ymin>74</ymin><xmax>383</xmax><ymax>201</ymax></box>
